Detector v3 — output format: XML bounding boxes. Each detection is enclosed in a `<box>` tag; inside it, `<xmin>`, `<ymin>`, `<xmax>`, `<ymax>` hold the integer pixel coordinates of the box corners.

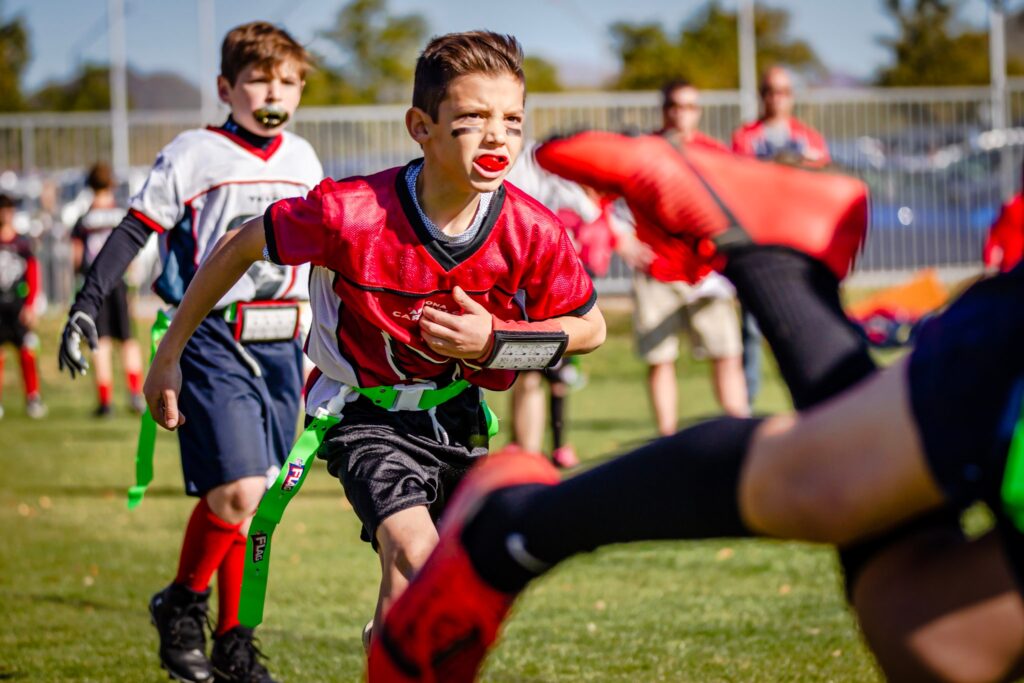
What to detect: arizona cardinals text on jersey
<box><xmin>265</xmin><ymin>160</ymin><xmax>597</xmax><ymax>407</ymax></box>
<box><xmin>129</xmin><ymin>125</ymin><xmax>324</xmax><ymax>308</ymax></box>
<box><xmin>0</xmin><ymin>235</ymin><xmax>37</xmax><ymax>308</ymax></box>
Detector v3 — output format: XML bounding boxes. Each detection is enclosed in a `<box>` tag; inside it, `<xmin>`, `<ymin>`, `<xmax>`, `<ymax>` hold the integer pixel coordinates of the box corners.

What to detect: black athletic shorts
<box><xmin>317</xmin><ymin>387</ymin><xmax>490</xmax><ymax>547</ymax></box>
<box><xmin>0</xmin><ymin>303</ymin><xmax>28</xmax><ymax>346</ymax></box>
<box><xmin>907</xmin><ymin>262</ymin><xmax>1024</xmax><ymax>586</ymax></box>
<box><xmin>95</xmin><ymin>279</ymin><xmax>132</xmax><ymax>341</ymax></box>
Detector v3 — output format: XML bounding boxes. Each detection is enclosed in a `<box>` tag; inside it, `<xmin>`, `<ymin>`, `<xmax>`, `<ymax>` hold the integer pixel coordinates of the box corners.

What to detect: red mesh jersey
<box><xmin>266</xmin><ymin>162</ymin><xmax>596</xmax><ymax>390</ymax></box>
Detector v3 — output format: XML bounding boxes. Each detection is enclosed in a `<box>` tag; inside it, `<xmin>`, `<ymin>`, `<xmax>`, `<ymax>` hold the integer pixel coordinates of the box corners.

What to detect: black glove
<box><xmin>59</xmin><ymin>310</ymin><xmax>99</xmax><ymax>378</ymax></box>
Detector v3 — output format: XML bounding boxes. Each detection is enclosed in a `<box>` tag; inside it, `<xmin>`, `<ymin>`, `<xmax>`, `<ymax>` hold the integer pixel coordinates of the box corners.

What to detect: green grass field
<box><xmin>0</xmin><ymin>309</ymin><xmax>883</xmax><ymax>682</ymax></box>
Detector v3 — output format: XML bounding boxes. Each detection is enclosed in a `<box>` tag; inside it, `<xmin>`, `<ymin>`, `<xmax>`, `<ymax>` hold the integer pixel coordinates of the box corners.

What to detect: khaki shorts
<box><xmin>633</xmin><ymin>272</ymin><xmax>742</xmax><ymax>364</ymax></box>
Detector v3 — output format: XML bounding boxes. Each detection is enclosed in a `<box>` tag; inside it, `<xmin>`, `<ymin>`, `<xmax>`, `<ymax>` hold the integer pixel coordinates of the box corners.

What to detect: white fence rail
<box><xmin>3</xmin><ymin>83</ymin><xmax>1023</xmax><ymax>298</ymax></box>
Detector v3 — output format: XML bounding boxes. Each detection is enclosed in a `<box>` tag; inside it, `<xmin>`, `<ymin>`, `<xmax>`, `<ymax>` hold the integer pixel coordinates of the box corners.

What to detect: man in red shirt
<box><xmin>732</xmin><ymin>66</ymin><xmax>830</xmax><ymax>165</ymax></box>
<box><xmin>620</xmin><ymin>79</ymin><xmax>748</xmax><ymax>434</ymax></box>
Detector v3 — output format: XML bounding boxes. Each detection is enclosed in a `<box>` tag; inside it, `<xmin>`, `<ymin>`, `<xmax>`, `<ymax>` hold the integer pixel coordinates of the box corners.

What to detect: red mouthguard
<box><xmin>476</xmin><ymin>155</ymin><xmax>508</xmax><ymax>172</ymax></box>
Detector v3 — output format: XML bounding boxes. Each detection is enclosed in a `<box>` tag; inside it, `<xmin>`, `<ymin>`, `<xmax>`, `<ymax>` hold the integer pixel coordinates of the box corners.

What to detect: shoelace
<box><xmin>219</xmin><ymin>632</ymin><xmax>271</xmax><ymax>680</ymax></box>
<box><xmin>167</xmin><ymin>603</ymin><xmax>209</xmax><ymax>649</ymax></box>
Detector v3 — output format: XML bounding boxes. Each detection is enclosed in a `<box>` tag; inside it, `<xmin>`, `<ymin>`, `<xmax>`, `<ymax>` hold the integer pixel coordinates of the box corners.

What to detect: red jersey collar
<box><xmin>206</xmin><ymin>125</ymin><xmax>284</xmax><ymax>161</ymax></box>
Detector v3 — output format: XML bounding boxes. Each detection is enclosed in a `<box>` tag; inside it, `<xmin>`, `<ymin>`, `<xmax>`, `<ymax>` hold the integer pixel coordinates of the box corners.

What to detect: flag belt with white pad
<box><xmin>224</xmin><ymin>300</ymin><xmax>300</xmax><ymax>343</ymax></box>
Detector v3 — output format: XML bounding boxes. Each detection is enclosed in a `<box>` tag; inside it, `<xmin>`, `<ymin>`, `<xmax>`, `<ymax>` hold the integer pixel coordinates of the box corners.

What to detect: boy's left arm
<box><xmin>18</xmin><ymin>253</ymin><xmax>39</xmax><ymax>328</ymax></box>
<box><xmin>144</xmin><ymin>218</ymin><xmax>266</xmax><ymax>430</ymax></box>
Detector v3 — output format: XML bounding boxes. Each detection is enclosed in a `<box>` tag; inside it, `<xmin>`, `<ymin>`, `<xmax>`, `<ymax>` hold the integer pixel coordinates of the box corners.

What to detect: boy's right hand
<box><xmin>144</xmin><ymin>356</ymin><xmax>186</xmax><ymax>430</ymax></box>
<box><xmin>58</xmin><ymin>311</ymin><xmax>99</xmax><ymax>378</ymax></box>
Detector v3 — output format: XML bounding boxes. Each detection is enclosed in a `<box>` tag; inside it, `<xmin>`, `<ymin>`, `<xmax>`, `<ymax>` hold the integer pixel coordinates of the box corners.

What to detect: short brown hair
<box><xmin>86</xmin><ymin>162</ymin><xmax>114</xmax><ymax>191</ymax></box>
<box><xmin>413</xmin><ymin>31</ymin><xmax>525</xmax><ymax>121</ymax></box>
<box><xmin>221</xmin><ymin>21</ymin><xmax>310</xmax><ymax>85</ymax></box>
<box><xmin>660</xmin><ymin>79</ymin><xmax>694</xmax><ymax>110</ymax></box>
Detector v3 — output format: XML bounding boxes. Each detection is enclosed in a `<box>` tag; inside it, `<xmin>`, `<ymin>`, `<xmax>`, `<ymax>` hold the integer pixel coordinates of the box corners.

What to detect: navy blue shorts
<box><xmin>176</xmin><ymin>314</ymin><xmax>303</xmax><ymax>497</ymax></box>
<box><xmin>908</xmin><ymin>263</ymin><xmax>1024</xmax><ymax>584</ymax></box>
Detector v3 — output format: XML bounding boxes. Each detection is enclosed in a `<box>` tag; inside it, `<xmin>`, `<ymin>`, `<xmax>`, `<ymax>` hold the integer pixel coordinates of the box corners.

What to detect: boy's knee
<box><xmin>207</xmin><ymin>477</ymin><xmax>266</xmax><ymax>521</ymax></box>
<box><xmin>378</xmin><ymin>526</ymin><xmax>439</xmax><ymax>578</ymax></box>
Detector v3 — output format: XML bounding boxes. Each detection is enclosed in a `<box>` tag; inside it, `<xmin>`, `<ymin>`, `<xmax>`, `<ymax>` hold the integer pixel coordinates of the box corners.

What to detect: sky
<box><xmin>5</xmin><ymin>0</ymin><xmax>999</xmax><ymax>92</ymax></box>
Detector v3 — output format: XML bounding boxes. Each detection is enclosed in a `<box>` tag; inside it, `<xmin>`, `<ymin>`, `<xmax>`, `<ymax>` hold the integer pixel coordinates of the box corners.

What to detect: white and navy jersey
<box><xmin>129</xmin><ymin>126</ymin><xmax>323</xmax><ymax>308</ymax></box>
<box><xmin>72</xmin><ymin>206</ymin><xmax>127</xmax><ymax>272</ymax></box>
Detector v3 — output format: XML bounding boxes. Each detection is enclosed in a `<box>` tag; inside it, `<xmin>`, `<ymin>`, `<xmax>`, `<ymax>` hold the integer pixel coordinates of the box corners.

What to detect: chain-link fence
<box><xmin>2</xmin><ymin>82</ymin><xmax>1022</xmax><ymax>299</ymax></box>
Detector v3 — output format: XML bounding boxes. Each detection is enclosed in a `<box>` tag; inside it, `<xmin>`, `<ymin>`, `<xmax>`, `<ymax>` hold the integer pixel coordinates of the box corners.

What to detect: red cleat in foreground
<box><xmin>367</xmin><ymin>446</ymin><xmax>560</xmax><ymax>683</ymax></box>
<box><xmin>535</xmin><ymin>131</ymin><xmax>869</xmax><ymax>280</ymax></box>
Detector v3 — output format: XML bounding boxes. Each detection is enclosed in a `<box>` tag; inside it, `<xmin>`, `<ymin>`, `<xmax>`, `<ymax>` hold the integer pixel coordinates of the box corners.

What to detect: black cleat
<box><xmin>149</xmin><ymin>583</ymin><xmax>214</xmax><ymax>682</ymax></box>
<box><xmin>211</xmin><ymin>626</ymin><xmax>277</xmax><ymax>683</ymax></box>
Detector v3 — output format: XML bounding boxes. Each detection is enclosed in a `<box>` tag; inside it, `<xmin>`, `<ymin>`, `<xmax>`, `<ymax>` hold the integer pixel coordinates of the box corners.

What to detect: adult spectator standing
<box><xmin>621</xmin><ymin>79</ymin><xmax>748</xmax><ymax>435</ymax></box>
<box><xmin>732</xmin><ymin>66</ymin><xmax>830</xmax><ymax>407</ymax></box>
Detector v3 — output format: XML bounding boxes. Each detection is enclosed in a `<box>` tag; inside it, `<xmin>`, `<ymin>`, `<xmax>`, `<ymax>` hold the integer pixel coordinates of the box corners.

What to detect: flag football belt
<box><xmin>223</xmin><ymin>300</ymin><xmax>300</xmax><ymax>343</ymax></box>
<box><xmin>127</xmin><ymin>309</ymin><xmax>172</xmax><ymax>509</ymax></box>
<box><xmin>239</xmin><ymin>380</ymin><xmax>499</xmax><ymax>627</ymax></box>
<box><xmin>240</xmin><ymin>403</ymin><xmax>341</xmax><ymax>628</ymax></box>
<box><xmin>353</xmin><ymin>378</ymin><xmax>471</xmax><ymax>411</ymax></box>
<box><xmin>1000</xmin><ymin>378</ymin><xmax>1024</xmax><ymax>532</ymax></box>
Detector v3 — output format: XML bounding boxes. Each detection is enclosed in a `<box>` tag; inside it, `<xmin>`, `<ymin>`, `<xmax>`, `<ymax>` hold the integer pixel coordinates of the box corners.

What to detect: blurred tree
<box><xmin>320</xmin><ymin>0</ymin><xmax>428</xmax><ymax>103</ymax></box>
<box><xmin>300</xmin><ymin>52</ymin><xmax>361</xmax><ymax>106</ymax></box>
<box><xmin>611</xmin><ymin>1</ymin><xmax>821</xmax><ymax>90</ymax></box>
<box><xmin>30</xmin><ymin>63</ymin><xmax>113</xmax><ymax>111</ymax></box>
<box><xmin>523</xmin><ymin>55</ymin><xmax>562</xmax><ymax>92</ymax></box>
<box><xmin>610</xmin><ymin>22</ymin><xmax>680</xmax><ymax>90</ymax></box>
<box><xmin>876</xmin><ymin>0</ymin><xmax>1024</xmax><ymax>85</ymax></box>
<box><xmin>0</xmin><ymin>5</ymin><xmax>29</xmax><ymax>111</ymax></box>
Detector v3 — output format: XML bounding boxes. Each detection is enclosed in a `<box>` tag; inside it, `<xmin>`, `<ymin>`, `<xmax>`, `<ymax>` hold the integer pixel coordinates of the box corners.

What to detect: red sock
<box><xmin>97</xmin><ymin>382</ymin><xmax>113</xmax><ymax>407</ymax></box>
<box><xmin>19</xmin><ymin>347</ymin><xmax>39</xmax><ymax>398</ymax></box>
<box><xmin>127</xmin><ymin>370</ymin><xmax>142</xmax><ymax>395</ymax></box>
<box><xmin>215</xmin><ymin>532</ymin><xmax>247</xmax><ymax>635</ymax></box>
<box><xmin>174</xmin><ymin>498</ymin><xmax>243</xmax><ymax>593</ymax></box>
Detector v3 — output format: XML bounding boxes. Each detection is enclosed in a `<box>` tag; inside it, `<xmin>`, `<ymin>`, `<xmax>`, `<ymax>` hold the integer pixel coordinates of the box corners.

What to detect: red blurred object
<box><xmin>535</xmin><ymin>132</ymin><xmax>868</xmax><ymax>281</ymax></box>
<box><xmin>556</xmin><ymin>199</ymin><xmax>618</xmax><ymax>278</ymax></box>
<box><xmin>368</xmin><ymin>446</ymin><xmax>559</xmax><ymax>683</ymax></box>
<box><xmin>846</xmin><ymin>269</ymin><xmax>949</xmax><ymax>348</ymax></box>
<box><xmin>983</xmin><ymin>193</ymin><xmax>1024</xmax><ymax>273</ymax></box>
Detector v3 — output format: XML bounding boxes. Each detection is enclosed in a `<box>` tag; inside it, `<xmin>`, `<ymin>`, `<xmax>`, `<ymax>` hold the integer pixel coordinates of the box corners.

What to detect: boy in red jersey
<box><xmin>144</xmin><ymin>30</ymin><xmax>605</xmax><ymax>651</ymax></box>
<box><xmin>0</xmin><ymin>193</ymin><xmax>46</xmax><ymax>420</ymax></box>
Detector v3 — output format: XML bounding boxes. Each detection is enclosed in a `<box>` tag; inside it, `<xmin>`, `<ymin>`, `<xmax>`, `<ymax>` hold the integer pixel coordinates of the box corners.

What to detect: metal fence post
<box><xmin>20</xmin><ymin>116</ymin><xmax>34</xmax><ymax>173</ymax></box>
<box><xmin>990</xmin><ymin>0</ymin><xmax>1014</xmax><ymax>201</ymax></box>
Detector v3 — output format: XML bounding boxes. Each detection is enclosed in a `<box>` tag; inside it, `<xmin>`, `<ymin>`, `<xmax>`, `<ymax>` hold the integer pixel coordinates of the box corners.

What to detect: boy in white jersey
<box><xmin>58</xmin><ymin>22</ymin><xmax>322</xmax><ymax>683</ymax></box>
